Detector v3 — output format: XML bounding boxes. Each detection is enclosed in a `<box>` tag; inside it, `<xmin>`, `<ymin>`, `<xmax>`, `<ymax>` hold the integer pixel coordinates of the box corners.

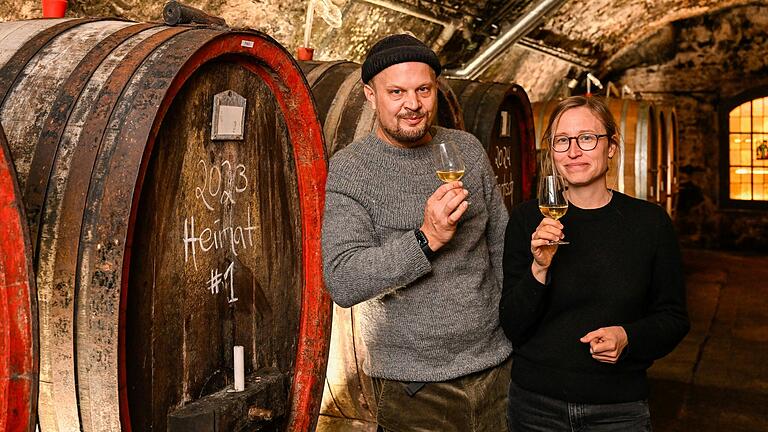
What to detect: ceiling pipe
<box><xmin>443</xmin><ymin>0</ymin><xmax>568</xmax><ymax>80</ymax></box>
<box><xmin>516</xmin><ymin>36</ymin><xmax>593</xmax><ymax>69</ymax></box>
<box><xmin>355</xmin><ymin>0</ymin><xmax>460</xmax><ymax>53</ymax></box>
<box><xmin>586</xmin><ymin>72</ymin><xmax>603</xmax><ymax>95</ymax></box>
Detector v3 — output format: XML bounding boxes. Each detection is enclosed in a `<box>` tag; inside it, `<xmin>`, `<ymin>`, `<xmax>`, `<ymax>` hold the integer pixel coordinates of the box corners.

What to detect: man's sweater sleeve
<box><xmin>622</xmin><ymin>209</ymin><xmax>690</xmax><ymax>361</ymax></box>
<box><xmin>499</xmin><ymin>204</ymin><xmax>550</xmax><ymax>347</ymax></box>
<box><xmin>322</xmin><ymin>171</ymin><xmax>432</xmax><ymax>308</ymax></box>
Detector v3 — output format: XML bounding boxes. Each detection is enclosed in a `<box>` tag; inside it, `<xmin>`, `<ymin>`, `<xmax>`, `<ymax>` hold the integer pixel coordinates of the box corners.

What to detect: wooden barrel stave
<box><xmin>300</xmin><ymin>61</ymin><xmax>357</xmax><ymax>132</ymax></box>
<box><xmin>0</xmin><ymin>19</ymin><xmax>71</xmax><ymax>69</ymax></box>
<box><xmin>325</xmin><ymin>68</ymin><xmax>371</xmax><ymax>155</ymax></box>
<box><xmin>0</xmin><ymin>19</ymin><xmax>331</xmax><ymax>432</ymax></box>
<box><xmin>436</xmin><ymin>79</ymin><xmax>464</xmax><ymax>131</ymax></box>
<box><xmin>655</xmin><ymin>106</ymin><xmax>678</xmax><ymax>216</ymax></box>
<box><xmin>41</xmin><ymin>27</ymin><xmax>178</xmax><ymax>432</ymax></box>
<box><xmin>29</xmin><ymin>23</ymin><xmax>186</xmax><ymax>432</ymax></box>
<box><xmin>0</xmin><ymin>19</ymin><xmax>106</xmax><ymax>108</ymax></box>
<box><xmin>0</xmin><ymin>20</ymin><xmax>169</xmax><ymax>432</ymax></box>
<box><xmin>300</xmin><ymin>61</ymin><xmax>380</xmax><ymax>425</ymax></box>
<box><xmin>0</xmin><ymin>124</ymin><xmax>38</xmax><ymax>432</ymax></box>
<box><xmin>304</xmin><ymin>62</ymin><xmax>468</xmax><ymax>426</ymax></box>
<box><xmin>667</xmin><ymin>109</ymin><xmax>679</xmax><ymax>216</ymax></box>
<box><xmin>1</xmin><ymin>20</ymin><xmax>131</xmax><ymax>190</ymax></box>
<box><xmin>75</xmin><ymin>28</ymin><xmax>221</xmax><ymax>432</ymax></box>
<box><xmin>320</xmin><ymin>305</ymin><xmax>375</xmax><ymax>422</ymax></box>
<box><xmin>26</xmin><ymin>23</ymin><xmax>160</xmax><ymax>263</ymax></box>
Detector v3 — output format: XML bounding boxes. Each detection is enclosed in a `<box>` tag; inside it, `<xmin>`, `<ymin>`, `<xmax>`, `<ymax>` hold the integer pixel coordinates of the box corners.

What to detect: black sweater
<box><xmin>500</xmin><ymin>192</ymin><xmax>689</xmax><ymax>404</ymax></box>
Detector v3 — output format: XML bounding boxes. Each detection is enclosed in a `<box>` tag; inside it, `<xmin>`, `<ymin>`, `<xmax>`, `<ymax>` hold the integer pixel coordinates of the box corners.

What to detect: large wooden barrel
<box><xmin>299</xmin><ymin>61</ymin><xmax>464</xmax><ymax>155</ymax></box>
<box><xmin>0</xmin><ymin>19</ymin><xmax>330</xmax><ymax>432</ymax></box>
<box><xmin>656</xmin><ymin>105</ymin><xmax>679</xmax><ymax>216</ymax></box>
<box><xmin>532</xmin><ymin>98</ymin><xmax>661</xmax><ymax>203</ymax></box>
<box><xmin>301</xmin><ymin>61</ymin><xmax>468</xmax><ymax>429</ymax></box>
<box><xmin>445</xmin><ymin>79</ymin><xmax>537</xmax><ymax>211</ymax></box>
<box><xmin>0</xmin><ymin>124</ymin><xmax>38</xmax><ymax>432</ymax></box>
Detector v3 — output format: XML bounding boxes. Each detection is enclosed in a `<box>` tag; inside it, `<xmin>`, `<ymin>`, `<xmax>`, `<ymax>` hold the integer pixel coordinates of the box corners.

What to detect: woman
<box><xmin>500</xmin><ymin>96</ymin><xmax>689</xmax><ymax>431</ymax></box>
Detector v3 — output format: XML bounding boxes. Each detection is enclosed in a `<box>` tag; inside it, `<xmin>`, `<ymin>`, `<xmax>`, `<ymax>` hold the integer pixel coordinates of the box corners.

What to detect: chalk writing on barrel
<box><xmin>195</xmin><ymin>158</ymin><xmax>249</xmax><ymax>210</ymax></box>
<box><xmin>184</xmin><ymin>156</ymin><xmax>255</xmax><ymax>302</ymax></box>
<box><xmin>494</xmin><ymin>146</ymin><xmax>511</xmax><ymax>170</ymax></box>
<box><xmin>208</xmin><ymin>261</ymin><xmax>238</xmax><ymax>303</ymax></box>
<box><xmin>182</xmin><ymin>204</ymin><xmax>257</xmax><ymax>271</ymax></box>
<box><xmin>496</xmin><ymin>174</ymin><xmax>514</xmax><ymax>199</ymax></box>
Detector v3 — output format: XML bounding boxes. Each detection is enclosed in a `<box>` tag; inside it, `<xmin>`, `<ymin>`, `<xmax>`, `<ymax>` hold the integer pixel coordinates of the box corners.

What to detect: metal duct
<box><xmin>444</xmin><ymin>0</ymin><xmax>568</xmax><ymax>79</ymax></box>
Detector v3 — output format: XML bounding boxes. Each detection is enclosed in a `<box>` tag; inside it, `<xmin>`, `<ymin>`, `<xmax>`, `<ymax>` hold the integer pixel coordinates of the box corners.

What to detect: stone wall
<box><xmin>613</xmin><ymin>3</ymin><xmax>768</xmax><ymax>250</ymax></box>
<box><xmin>0</xmin><ymin>0</ymin><xmax>454</xmax><ymax>67</ymax></box>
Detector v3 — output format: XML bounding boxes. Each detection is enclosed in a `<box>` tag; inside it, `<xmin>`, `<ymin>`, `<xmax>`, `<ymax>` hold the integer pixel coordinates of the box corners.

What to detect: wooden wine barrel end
<box><xmin>319</xmin><ymin>304</ymin><xmax>376</xmax><ymax>423</ymax></box>
<box><xmin>446</xmin><ymin>79</ymin><xmax>537</xmax><ymax>210</ymax></box>
<box><xmin>666</xmin><ymin>107</ymin><xmax>679</xmax><ymax>217</ymax></box>
<box><xmin>656</xmin><ymin>104</ymin><xmax>679</xmax><ymax>217</ymax></box>
<box><xmin>603</xmin><ymin>98</ymin><xmax>651</xmax><ymax>198</ymax></box>
<box><xmin>0</xmin><ymin>125</ymin><xmax>38</xmax><ymax>432</ymax></box>
<box><xmin>0</xmin><ymin>18</ymin><xmax>330</xmax><ymax>432</ymax></box>
<box><xmin>301</xmin><ymin>60</ymin><xmax>380</xmax><ymax>424</ymax></box>
<box><xmin>302</xmin><ymin>61</ymin><xmax>468</xmax><ymax>426</ymax></box>
<box><xmin>436</xmin><ymin>78</ymin><xmax>465</xmax><ymax>131</ymax></box>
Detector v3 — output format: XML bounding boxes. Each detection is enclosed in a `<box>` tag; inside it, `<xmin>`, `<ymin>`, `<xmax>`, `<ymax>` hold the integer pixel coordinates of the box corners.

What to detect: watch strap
<box><xmin>414</xmin><ymin>229</ymin><xmax>436</xmax><ymax>260</ymax></box>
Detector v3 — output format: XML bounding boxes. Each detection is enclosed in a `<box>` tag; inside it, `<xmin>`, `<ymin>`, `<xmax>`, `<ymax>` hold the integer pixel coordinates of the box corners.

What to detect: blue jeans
<box><xmin>507</xmin><ymin>381</ymin><xmax>652</xmax><ymax>432</ymax></box>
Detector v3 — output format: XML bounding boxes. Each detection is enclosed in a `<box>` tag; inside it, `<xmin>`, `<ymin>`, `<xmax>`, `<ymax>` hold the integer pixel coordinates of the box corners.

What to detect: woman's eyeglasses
<box><xmin>551</xmin><ymin>133</ymin><xmax>608</xmax><ymax>153</ymax></box>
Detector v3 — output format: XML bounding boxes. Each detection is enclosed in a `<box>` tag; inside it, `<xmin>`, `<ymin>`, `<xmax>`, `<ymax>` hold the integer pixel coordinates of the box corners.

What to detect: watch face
<box><xmin>415</xmin><ymin>229</ymin><xmax>428</xmax><ymax>247</ymax></box>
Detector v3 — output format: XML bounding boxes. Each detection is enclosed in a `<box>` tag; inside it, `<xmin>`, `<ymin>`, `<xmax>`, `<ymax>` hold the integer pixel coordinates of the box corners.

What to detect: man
<box><xmin>322</xmin><ymin>34</ymin><xmax>511</xmax><ymax>431</ymax></box>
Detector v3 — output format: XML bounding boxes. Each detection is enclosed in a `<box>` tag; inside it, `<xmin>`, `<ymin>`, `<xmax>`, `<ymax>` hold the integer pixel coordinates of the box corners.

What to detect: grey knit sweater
<box><xmin>322</xmin><ymin>126</ymin><xmax>512</xmax><ymax>382</ymax></box>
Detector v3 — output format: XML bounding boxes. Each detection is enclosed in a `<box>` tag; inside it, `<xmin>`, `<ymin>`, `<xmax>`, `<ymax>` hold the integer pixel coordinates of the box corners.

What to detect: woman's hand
<box><xmin>529</xmin><ymin>218</ymin><xmax>563</xmax><ymax>283</ymax></box>
<box><xmin>580</xmin><ymin>326</ymin><xmax>629</xmax><ymax>364</ymax></box>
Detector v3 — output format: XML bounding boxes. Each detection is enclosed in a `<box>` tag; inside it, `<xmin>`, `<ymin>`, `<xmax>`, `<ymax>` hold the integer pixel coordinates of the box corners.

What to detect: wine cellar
<box><xmin>1</xmin><ymin>1</ymin><xmax>767</xmax><ymax>431</ymax></box>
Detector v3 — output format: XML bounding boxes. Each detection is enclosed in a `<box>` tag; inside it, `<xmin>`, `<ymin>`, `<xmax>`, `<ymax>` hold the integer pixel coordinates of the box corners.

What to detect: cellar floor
<box><xmin>316</xmin><ymin>249</ymin><xmax>768</xmax><ymax>432</ymax></box>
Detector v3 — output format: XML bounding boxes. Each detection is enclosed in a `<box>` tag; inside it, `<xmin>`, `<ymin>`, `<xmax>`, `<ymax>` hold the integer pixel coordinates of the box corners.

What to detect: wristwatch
<box><xmin>414</xmin><ymin>229</ymin><xmax>436</xmax><ymax>260</ymax></box>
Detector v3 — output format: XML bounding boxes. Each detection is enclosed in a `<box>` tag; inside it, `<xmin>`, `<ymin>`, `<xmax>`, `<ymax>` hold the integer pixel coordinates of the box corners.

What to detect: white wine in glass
<box><xmin>538</xmin><ymin>173</ymin><xmax>570</xmax><ymax>245</ymax></box>
<box><xmin>433</xmin><ymin>140</ymin><xmax>465</xmax><ymax>183</ymax></box>
<box><xmin>436</xmin><ymin>169</ymin><xmax>465</xmax><ymax>182</ymax></box>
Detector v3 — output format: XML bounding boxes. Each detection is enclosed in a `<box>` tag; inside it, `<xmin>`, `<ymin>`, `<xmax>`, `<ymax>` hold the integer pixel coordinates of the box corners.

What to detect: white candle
<box><xmin>234</xmin><ymin>345</ymin><xmax>245</xmax><ymax>392</ymax></box>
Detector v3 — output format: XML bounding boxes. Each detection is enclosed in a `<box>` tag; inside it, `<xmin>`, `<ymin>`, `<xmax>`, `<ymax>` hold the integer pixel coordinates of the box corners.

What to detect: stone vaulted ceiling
<box><xmin>0</xmin><ymin>0</ymin><xmax>764</xmax><ymax>98</ymax></box>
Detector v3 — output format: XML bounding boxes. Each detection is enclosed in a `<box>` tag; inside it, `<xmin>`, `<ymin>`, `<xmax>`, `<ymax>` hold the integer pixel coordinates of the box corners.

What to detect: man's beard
<box><xmin>382</xmin><ymin>112</ymin><xmax>431</xmax><ymax>145</ymax></box>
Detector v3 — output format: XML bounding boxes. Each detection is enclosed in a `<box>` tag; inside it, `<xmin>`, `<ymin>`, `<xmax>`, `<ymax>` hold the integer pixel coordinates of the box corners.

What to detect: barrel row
<box><xmin>0</xmin><ymin>18</ymin><xmax>330</xmax><ymax>432</ymax></box>
<box><xmin>0</xmin><ymin>18</ymin><xmax>540</xmax><ymax>432</ymax></box>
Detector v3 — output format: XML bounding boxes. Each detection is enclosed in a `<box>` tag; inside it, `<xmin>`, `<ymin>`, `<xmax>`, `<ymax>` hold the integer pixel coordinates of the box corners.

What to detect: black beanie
<box><xmin>361</xmin><ymin>34</ymin><xmax>442</xmax><ymax>84</ymax></box>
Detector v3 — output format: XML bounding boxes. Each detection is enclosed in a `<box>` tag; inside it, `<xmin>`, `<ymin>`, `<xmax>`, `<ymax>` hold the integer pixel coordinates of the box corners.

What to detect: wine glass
<box><xmin>538</xmin><ymin>172</ymin><xmax>569</xmax><ymax>245</ymax></box>
<box><xmin>433</xmin><ymin>140</ymin><xmax>465</xmax><ymax>183</ymax></box>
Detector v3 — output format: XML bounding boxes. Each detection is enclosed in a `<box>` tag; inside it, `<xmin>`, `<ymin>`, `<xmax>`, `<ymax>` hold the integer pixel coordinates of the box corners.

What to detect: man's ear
<box><xmin>363</xmin><ymin>82</ymin><xmax>376</xmax><ymax>110</ymax></box>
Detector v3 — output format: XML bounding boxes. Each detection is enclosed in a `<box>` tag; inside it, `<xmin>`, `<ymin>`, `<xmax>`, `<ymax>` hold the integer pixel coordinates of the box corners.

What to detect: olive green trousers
<box><xmin>372</xmin><ymin>357</ymin><xmax>512</xmax><ymax>432</ymax></box>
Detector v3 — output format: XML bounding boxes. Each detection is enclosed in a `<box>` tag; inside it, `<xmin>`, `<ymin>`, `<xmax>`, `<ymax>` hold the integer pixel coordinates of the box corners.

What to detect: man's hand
<box><xmin>420</xmin><ymin>181</ymin><xmax>469</xmax><ymax>251</ymax></box>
